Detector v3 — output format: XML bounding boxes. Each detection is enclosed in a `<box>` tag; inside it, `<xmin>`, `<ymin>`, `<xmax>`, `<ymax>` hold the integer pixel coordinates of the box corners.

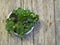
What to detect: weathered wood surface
<box><xmin>0</xmin><ymin>0</ymin><xmax>58</xmax><ymax>45</ymax></box>
<box><xmin>55</xmin><ymin>0</ymin><xmax>60</xmax><ymax>45</ymax></box>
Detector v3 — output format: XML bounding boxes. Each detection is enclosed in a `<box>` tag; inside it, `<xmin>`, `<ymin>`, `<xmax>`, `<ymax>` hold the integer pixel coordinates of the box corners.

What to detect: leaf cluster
<box><xmin>6</xmin><ymin>8</ymin><xmax>39</xmax><ymax>37</ymax></box>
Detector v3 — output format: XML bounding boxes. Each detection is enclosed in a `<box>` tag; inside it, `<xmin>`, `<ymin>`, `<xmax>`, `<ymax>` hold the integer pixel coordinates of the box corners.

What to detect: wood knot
<box><xmin>49</xmin><ymin>22</ymin><xmax>52</xmax><ymax>26</ymax></box>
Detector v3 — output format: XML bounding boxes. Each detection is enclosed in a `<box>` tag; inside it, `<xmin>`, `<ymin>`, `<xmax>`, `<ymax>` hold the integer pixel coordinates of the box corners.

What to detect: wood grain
<box><xmin>0</xmin><ymin>0</ymin><xmax>56</xmax><ymax>45</ymax></box>
<box><xmin>55</xmin><ymin>0</ymin><xmax>60</xmax><ymax>45</ymax></box>
<box><xmin>32</xmin><ymin>0</ymin><xmax>45</xmax><ymax>45</ymax></box>
<box><xmin>43</xmin><ymin>0</ymin><xmax>55</xmax><ymax>45</ymax></box>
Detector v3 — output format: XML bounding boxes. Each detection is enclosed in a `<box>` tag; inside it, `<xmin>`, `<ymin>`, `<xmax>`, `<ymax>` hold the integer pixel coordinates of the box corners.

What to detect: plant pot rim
<box><xmin>7</xmin><ymin>8</ymin><xmax>34</xmax><ymax>37</ymax></box>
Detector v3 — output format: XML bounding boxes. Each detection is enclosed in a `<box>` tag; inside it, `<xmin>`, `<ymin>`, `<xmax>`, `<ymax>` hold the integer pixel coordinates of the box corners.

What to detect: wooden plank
<box><xmin>13</xmin><ymin>0</ymin><xmax>22</xmax><ymax>45</ymax></box>
<box><xmin>5</xmin><ymin>0</ymin><xmax>17</xmax><ymax>45</ymax></box>
<box><xmin>31</xmin><ymin>0</ymin><xmax>45</xmax><ymax>45</ymax></box>
<box><xmin>0</xmin><ymin>0</ymin><xmax>21</xmax><ymax>45</ymax></box>
<box><xmin>43</xmin><ymin>0</ymin><xmax>55</xmax><ymax>45</ymax></box>
<box><xmin>55</xmin><ymin>0</ymin><xmax>60</xmax><ymax>21</ymax></box>
<box><xmin>7</xmin><ymin>0</ymin><xmax>22</xmax><ymax>45</ymax></box>
<box><xmin>21</xmin><ymin>0</ymin><xmax>33</xmax><ymax>45</ymax></box>
<box><xmin>55</xmin><ymin>22</ymin><xmax>60</xmax><ymax>45</ymax></box>
<box><xmin>0</xmin><ymin>0</ymin><xmax>8</xmax><ymax>45</ymax></box>
<box><xmin>55</xmin><ymin>0</ymin><xmax>60</xmax><ymax>45</ymax></box>
<box><xmin>0</xmin><ymin>2</ymin><xmax>4</xmax><ymax>44</ymax></box>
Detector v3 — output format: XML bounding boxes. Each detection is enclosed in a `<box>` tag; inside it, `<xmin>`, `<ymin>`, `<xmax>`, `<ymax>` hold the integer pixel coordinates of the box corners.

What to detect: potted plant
<box><xmin>6</xmin><ymin>8</ymin><xmax>39</xmax><ymax>37</ymax></box>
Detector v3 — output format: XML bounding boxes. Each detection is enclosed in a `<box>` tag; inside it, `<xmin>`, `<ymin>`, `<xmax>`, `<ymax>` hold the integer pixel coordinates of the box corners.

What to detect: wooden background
<box><xmin>0</xmin><ymin>0</ymin><xmax>60</xmax><ymax>45</ymax></box>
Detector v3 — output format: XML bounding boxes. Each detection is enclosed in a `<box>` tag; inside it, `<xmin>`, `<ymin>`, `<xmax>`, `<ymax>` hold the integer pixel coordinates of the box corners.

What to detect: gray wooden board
<box><xmin>55</xmin><ymin>0</ymin><xmax>60</xmax><ymax>45</ymax></box>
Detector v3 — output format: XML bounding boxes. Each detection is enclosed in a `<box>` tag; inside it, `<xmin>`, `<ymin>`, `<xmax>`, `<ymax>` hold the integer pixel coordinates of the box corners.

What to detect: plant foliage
<box><xmin>6</xmin><ymin>8</ymin><xmax>39</xmax><ymax>37</ymax></box>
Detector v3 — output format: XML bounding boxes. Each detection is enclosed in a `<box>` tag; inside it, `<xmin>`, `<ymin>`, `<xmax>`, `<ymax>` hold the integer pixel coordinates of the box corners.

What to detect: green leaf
<box><xmin>6</xmin><ymin>7</ymin><xmax>39</xmax><ymax>37</ymax></box>
<box><xmin>6</xmin><ymin>21</ymin><xmax>15</xmax><ymax>34</ymax></box>
<box><xmin>12</xmin><ymin>10</ymin><xmax>17</xmax><ymax>14</ymax></box>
